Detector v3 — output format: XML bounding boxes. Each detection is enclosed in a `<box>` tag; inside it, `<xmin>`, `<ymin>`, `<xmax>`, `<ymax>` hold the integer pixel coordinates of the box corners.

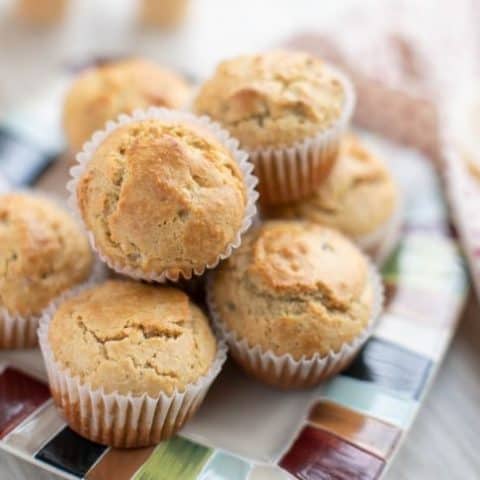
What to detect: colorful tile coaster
<box><xmin>280</xmin><ymin>425</ymin><xmax>385</xmax><ymax>480</ymax></box>
<box><xmin>308</xmin><ymin>400</ymin><xmax>401</xmax><ymax>459</ymax></box>
<box><xmin>133</xmin><ymin>436</ymin><xmax>212</xmax><ymax>480</ymax></box>
<box><xmin>342</xmin><ymin>338</ymin><xmax>433</xmax><ymax>400</ymax></box>
<box><xmin>0</xmin><ymin>367</ymin><xmax>50</xmax><ymax>439</ymax></box>
<box><xmin>0</xmin><ymin>86</ymin><xmax>470</xmax><ymax>480</ymax></box>
<box><xmin>35</xmin><ymin>427</ymin><xmax>107</xmax><ymax>478</ymax></box>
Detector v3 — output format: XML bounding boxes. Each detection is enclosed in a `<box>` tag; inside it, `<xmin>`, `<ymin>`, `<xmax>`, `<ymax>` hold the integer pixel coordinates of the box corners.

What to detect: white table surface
<box><xmin>0</xmin><ymin>1</ymin><xmax>479</xmax><ymax>478</ymax></box>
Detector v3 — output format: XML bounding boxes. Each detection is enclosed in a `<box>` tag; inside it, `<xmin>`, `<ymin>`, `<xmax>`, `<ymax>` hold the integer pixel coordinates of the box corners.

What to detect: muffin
<box><xmin>63</xmin><ymin>58</ymin><xmax>191</xmax><ymax>153</ymax></box>
<box><xmin>16</xmin><ymin>0</ymin><xmax>68</xmax><ymax>25</ymax></box>
<box><xmin>208</xmin><ymin>220</ymin><xmax>382</xmax><ymax>389</ymax></box>
<box><xmin>194</xmin><ymin>50</ymin><xmax>355</xmax><ymax>205</ymax></box>
<box><xmin>140</xmin><ymin>0</ymin><xmax>190</xmax><ymax>28</ymax></box>
<box><xmin>264</xmin><ymin>135</ymin><xmax>400</xmax><ymax>263</ymax></box>
<box><xmin>39</xmin><ymin>280</ymin><xmax>225</xmax><ymax>447</ymax></box>
<box><xmin>0</xmin><ymin>193</ymin><xmax>93</xmax><ymax>348</ymax></box>
<box><xmin>71</xmin><ymin>110</ymin><xmax>257</xmax><ymax>281</ymax></box>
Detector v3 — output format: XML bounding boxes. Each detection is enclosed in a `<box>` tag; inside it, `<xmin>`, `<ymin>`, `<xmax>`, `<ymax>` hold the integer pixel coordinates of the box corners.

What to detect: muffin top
<box><xmin>76</xmin><ymin>119</ymin><xmax>247</xmax><ymax>278</ymax></box>
<box><xmin>212</xmin><ymin>221</ymin><xmax>373</xmax><ymax>359</ymax></box>
<box><xmin>49</xmin><ymin>280</ymin><xmax>217</xmax><ymax>396</ymax></box>
<box><xmin>265</xmin><ymin>136</ymin><xmax>398</xmax><ymax>238</ymax></box>
<box><xmin>194</xmin><ymin>50</ymin><xmax>347</xmax><ymax>149</ymax></box>
<box><xmin>0</xmin><ymin>193</ymin><xmax>93</xmax><ymax>317</ymax></box>
<box><xmin>63</xmin><ymin>58</ymin><xmax>191</xmax><ymax>152</ymax></box>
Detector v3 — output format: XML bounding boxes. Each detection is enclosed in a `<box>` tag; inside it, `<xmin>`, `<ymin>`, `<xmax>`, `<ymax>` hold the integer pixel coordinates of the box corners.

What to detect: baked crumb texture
<box><xmin>194</xmin><ymin>50</ymin><xmax>346</xmax><ymax>150</ymax></box>
<box><xmin>63</xmin><ymin>58</ymin><xmax>191</xmax><ymax>153</ymax></box>
<box><xmin>0</xmin><ymin>193</ymin><xmax>93</xmax><ymax>317</ymax></box>
<box><xmin>0</xmin><ymin>193</ymin><xmax>93</xmax><ymax>348</ymax></box>
<box><xmin>264</xmin><ymin>135</ymin><xmax>398</xmax><ymax>238</ymax></box>
<box><xmin>76</xmin><ymin>119</ymin><xmax>247</xmax><ymax>280</ymax></box>
<box><xmin>213</xmin><ymin>220</ymin><xmax>373</xmax><ymax>360</ymax></box>
<box><xmin>48</xmin><ymin>280</ymin><xmax>217</xmax><ymax>396</ymax></box>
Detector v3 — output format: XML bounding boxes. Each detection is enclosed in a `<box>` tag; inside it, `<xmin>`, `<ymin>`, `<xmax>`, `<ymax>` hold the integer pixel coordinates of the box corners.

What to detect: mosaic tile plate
<box><xmin>0</xmin><ymin>76</ymin><xmax>469</xmax><ymax>480</ymax></box>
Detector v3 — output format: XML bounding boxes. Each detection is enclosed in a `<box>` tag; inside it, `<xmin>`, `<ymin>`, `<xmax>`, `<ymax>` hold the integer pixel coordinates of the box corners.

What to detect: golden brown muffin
<box><xmin>63</xmin><ymin>58</ymin><xmax>191</xmax><ymax>153</ymax></box>
<box><xmin>16</xmin><ymin>0</ymin><xmax>68</xmax><ymax>25</ymax></box>
<box><xmin>264</xmin><ymin>135</ymin><xmax>398</xmax><ymax>239</ymax></box>
<box><xmin>211</xmin><ymin>220</ymin><xmax>373</xmax><ymax>359</ymax></box>
<box><xmin>194</xmin><ymin>50</ymin><xmax>346</xmax><ymax>150</ymax></box>
<box><xmin>0</xmin><ymin>193</ymin><xmax>93</xmax><ymax>318</ymax></box>
<box><xmin>48</xmin><ymin>280</ymin><xmax>217</xmax><ymax>396</ymax></box>
<box><xmin>76</xmin><ymin>119</ymin><xmax>247</xmax><ymax>279</ymax></box>
<box><xmin>140</xmin><ymin>0</ymin><xmax>190</xmax><ymax>28</ymax></box>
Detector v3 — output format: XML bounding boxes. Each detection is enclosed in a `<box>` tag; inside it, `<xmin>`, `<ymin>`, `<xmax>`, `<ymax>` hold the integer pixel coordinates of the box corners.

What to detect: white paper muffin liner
<box><xmin>38</xmin><ymin>297</ymin><xmax>228</xmax><ymax>448</ymax></box>
<box><xmin>206</xmin><ymin>259</ymin><xmax>384</xmax><ymax>389</ymax></box>
<box><xmin>356</xmin><ymin>194</ymin><xmax>404</xmax><ymax>266</ymax></box>
<box><xmin>67</xmin><ymin>107</ymin><xmax>259</xmax><ymax>283</ymax></box>
<box><xmin>250</xmin><ymin>65</ymin><xmax>356</xmax><ymax>206</ymax></box>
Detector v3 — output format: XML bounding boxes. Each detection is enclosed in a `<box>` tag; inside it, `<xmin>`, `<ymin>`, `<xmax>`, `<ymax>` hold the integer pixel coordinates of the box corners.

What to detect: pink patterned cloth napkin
<box><xmin>285</xmin><ymin>0</ymin><xmax>479</xmax><ymax>164</ymax></box>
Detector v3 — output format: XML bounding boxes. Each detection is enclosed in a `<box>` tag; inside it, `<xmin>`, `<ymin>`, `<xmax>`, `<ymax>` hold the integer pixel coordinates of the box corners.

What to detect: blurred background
<box><xmin>0</xmin><ymin>1</ymin><xmax>479</xmax><ymax>479</ymax></box>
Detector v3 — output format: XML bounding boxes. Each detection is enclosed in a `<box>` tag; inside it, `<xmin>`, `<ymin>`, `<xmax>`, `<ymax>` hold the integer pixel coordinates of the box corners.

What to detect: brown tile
<box><xmin>86</xmin><ymin>446</ymin><xmax>155</xmax><ymax>480</ymax></box>
<box><xmin>308</xmin><ymin>400</ymin><xmax>401</xmax><ymax>459</ymax></box>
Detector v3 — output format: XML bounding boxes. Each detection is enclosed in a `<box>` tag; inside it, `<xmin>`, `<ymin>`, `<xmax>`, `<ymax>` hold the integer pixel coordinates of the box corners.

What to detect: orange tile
<box><xmin>308</xmin><ymin>400</ymin><xmax>401</xmax><ymax>459</ymax></box>
<box><xmin>86</xmin><ymin>446</ymin><xmax>155</xmax><ymax>480</ymax></box>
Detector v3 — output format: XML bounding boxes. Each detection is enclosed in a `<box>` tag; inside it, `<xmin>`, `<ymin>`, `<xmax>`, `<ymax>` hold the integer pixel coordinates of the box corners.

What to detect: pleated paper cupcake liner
<box><xmin>67</xmin><ymin>107</ymin><xmax>259</xmax><ymax>283</ymax></box>
<box><xmin>250</xmin><ymin>65</ymin><xmax>356</xmax><ymax>206</ymax></box>
<box><xmin>38</xmin><ymin>304</ymin><xmax>228</xmax><ymax>448</ymax></box>
<box><xmin>206</xmin><ymin>259</ymin><xmax>384</xmax><ymax>389</ymax></box>
<box><xmin>356</xmin><ymin>195</ymin><xmax>404</xmax><ymax>266</ymax></box>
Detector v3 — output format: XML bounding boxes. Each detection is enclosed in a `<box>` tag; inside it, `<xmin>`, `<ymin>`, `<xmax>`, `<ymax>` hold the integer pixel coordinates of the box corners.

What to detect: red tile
<box><xmin>280</xmin><ymin>426</ymin><xmax>384</xmax><ymax>480</ymax></box>
<box><xmin>0</xmin><ymin>367</ymin><xmax>50</xmax><ymax>438</ymax></box>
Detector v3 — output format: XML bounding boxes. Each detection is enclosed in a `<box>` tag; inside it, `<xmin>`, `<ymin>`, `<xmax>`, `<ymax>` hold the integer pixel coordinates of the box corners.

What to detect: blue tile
<box><xmin>0</xmin><ymin>128</ymin><xmax>55</xmax><ymax>186</ymax></box>
<box><xmin>323</xmin><ymin>376</ymin><xmax>416</xmax><ymax>428</ymax></box>
<box><xmin>343</xmin><ymin>337</ymin><xmax>433</xmax><ymax>399</ymax></box>
<box><xmin>35</xmin><ymin>427</ymin><xmax>107</xmax><ymax>478</ymax></box>
<box><xmin>198</xmin><ymin>451</ymin><xmax>251</xmax><ymax>479</ymax></box>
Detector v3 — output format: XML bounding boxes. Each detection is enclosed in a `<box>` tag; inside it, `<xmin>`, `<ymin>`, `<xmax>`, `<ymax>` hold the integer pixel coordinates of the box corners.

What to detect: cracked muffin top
<box><xmin>76</xmin><ymin>118</ymin><xmax>247</xmax><ymax>278</ymax></box>
<box><xmin>63</xmin><ymin>58</ymin><xmax>191</xmax><ymax>153</ymax></box>
<box><xmin>264</xmin><ymin>135</ymin><xmax>398</xmax><ymax>238</ymax></box>
<box><xmin>48</xmin><ymin>280</ymin><xmax>217</xmax><ymax>395</ymax></box>
<box><xmin>0</xmin><ymin>193</ymin><xmax>93</xmax><ymax>317</ymax></box>
<box><xmin>211</xmin><ymin>220</ymin><xmax>373</xmax><ymax>359</ymax></box>
<box><xmin>194</xmin><ymin>50</ymin><xmax>346</xmax><ymax>149</ymax></box>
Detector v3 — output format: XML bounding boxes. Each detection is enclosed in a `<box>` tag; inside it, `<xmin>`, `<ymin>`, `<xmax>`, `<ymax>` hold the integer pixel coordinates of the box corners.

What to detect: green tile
<box><xmin>322</xmin><ymin>376</ymin><xmax>416</xmax><ymax>428</ymax></box>
<box><xmin>382</xmin><ymin>234</ymin><xmax>467</xmax><ymax>294</ymax></box>
<box><xmin>133</xmin><ymin>436</ymin><xmax>213</xmax><ymax>480</ymax></box>
<box><xmin>198</xmin><ymin>451</ymin><xmax>251</xmax><ymax>479</ymax></box>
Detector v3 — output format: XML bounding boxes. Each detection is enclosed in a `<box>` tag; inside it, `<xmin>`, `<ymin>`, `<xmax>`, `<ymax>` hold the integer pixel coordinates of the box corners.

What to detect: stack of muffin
<box><xmin>0</xmin><ymin>51</ymin><xmax>400</xmax><ymax>448</ymax></box>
